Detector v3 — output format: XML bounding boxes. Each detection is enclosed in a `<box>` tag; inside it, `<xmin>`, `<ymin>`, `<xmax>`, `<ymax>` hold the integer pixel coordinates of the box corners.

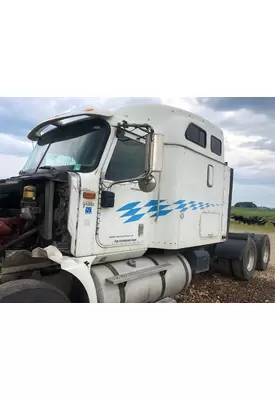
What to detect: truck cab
<box><xmin>19</xmin><ymin>104</ymin><xmax>232</xmax><ymax>259</ymax></box>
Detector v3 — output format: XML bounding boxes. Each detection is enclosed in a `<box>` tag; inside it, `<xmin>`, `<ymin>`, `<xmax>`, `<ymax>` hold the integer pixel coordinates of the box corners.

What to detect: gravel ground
<box><xmin>175</xmin><ymin>232</ymin><xmax>275</xmax><ymax>303</ymax></box>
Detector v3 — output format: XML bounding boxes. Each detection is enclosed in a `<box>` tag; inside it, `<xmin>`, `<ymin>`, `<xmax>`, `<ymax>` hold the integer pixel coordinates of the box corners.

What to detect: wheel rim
<box><xmin>263</xmin><ymin>241</ymin><xmax>270</xmax><ymax>264</ymax></box>
<box><xmin>247</xmin><ymin>246</ymin><xmax>255</xmax><ymax>272</ymax></box>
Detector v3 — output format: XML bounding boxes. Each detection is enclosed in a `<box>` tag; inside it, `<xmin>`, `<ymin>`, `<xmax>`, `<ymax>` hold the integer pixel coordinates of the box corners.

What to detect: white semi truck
<box><xmin>0</xmin><ymin>104</ymin><xmax>271</xmax><ymax>302</ymax></box>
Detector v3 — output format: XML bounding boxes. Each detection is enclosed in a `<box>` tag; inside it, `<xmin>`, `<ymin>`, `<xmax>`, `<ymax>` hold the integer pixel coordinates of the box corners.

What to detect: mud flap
<box><xmin>214</xmin><ymin>238</ymin><xmax>248</xmax><ymax>261</ymax></box>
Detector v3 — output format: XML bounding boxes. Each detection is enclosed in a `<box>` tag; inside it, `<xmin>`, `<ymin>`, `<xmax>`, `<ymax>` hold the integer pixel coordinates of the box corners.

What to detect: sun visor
<box><xmin>27</xmin><ymin>109</ymin><xmax>113</xmax><ymax>141</ymax></box>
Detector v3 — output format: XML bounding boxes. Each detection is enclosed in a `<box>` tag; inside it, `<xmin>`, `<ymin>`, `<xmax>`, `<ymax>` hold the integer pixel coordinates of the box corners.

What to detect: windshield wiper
<box><xmin>38</xmin><ymin>165</ymin><xmax>59</xmax><ymax>172</ymax></box>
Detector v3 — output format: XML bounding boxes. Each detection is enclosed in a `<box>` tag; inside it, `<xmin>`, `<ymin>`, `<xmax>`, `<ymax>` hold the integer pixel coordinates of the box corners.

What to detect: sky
<box><xmin>1</xmin><ymin>97</ymin><xmax>275</xmax><ymax>207</ymax></box>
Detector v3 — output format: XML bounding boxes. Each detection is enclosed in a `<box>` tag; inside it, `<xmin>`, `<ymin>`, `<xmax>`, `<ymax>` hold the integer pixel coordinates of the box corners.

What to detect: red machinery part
<box><xmin>0</xmin><ymin>221</ymin><xmax>12</xmax><ymax>236</ymax></box>
<box><xmin>0</xmin><ymin>217</ymin><xmax>22</xmax><ymax>237</ymax></box>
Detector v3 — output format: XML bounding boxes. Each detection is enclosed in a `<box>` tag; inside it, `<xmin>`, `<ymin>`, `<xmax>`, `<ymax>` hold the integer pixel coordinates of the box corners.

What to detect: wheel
<box><xmin>253</xmin><ymin>234</ymin><xmax>270</xmax><ymax>271</ymax></box>
<box><xmin>232</xmin><ymin>237</ymin><xmax>257</xmax><ymax>281</ymax></box>
<box><xmin>0</xmin><ymin>279</ymin><xmax>70</xmax><ymax>303</ymax></box>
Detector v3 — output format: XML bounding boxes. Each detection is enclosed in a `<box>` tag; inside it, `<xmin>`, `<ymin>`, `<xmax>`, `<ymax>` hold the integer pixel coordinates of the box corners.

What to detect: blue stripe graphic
<box><xmin>117</xmin><ymin>199</ymin><xmax>222</xmax><ymax>223</ymax></box>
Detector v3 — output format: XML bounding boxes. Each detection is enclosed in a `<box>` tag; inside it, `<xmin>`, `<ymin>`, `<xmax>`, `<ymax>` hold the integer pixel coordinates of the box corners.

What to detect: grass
<box><xmin>231</xmin><ymin>207</ymin><xmax>275</xmax><ymax>220</ymax></box>
<box><xmin>230</xmin><ymin>221</ymin><xmax>275</xmax><ymax>233</ymax></box>
<box><xmin>230</xmin><ymin>207</ymin><xmax>275</xmax><ymax>233</ymax></box>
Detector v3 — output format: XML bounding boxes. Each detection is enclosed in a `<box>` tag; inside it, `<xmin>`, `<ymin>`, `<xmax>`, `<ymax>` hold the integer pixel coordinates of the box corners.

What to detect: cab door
<box><xmin>96</xmin><ymin>138</ymin><xmax>153</xmax><ymax>248</ymax></box>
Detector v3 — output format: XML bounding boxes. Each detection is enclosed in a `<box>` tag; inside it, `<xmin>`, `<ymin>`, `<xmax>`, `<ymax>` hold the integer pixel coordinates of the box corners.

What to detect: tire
<box><xmin>253</xmin><ymin>234</ymin><xmax>270</xmax><ymax>271</ymax></box>
<box><xmin>0</xmin><ymin>279</ymin><xmax>70</xmax><ymax>303</ymax></box>
<box><xmin>232</xmin><ymin>237</ymin><xmax>257</xmax><ymax>281</ymax></box>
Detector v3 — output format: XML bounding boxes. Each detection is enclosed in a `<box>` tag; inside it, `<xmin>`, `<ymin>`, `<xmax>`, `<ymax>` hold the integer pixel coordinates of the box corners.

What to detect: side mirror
<box><xmin>145</xmin><ymin>133</ymin><xmax>164</xmax><ymax>174</ymax></box>
<box><xmin>140</xmin><ymin>134</ymin><xmax>164</xmax><ymax>193</ymax></box>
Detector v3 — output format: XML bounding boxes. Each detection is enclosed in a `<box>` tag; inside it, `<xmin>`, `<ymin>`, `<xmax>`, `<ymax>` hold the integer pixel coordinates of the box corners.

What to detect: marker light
<box><xmin>83</xmin><ymin>191</ymin><xmax>96</xmax><ymax>200</ymax></box>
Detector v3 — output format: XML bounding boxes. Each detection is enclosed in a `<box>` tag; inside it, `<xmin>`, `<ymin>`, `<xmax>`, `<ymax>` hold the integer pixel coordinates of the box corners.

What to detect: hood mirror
<box><xmin>138</xmin><ymin>175</ymin><xmax>157</xmax><ymax>193</ymax></box>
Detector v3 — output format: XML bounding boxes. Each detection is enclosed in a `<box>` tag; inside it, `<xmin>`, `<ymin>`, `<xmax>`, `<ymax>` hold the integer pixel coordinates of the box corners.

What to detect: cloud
<box><xmin>0</xmin><ymin>154</ymin><xmax>28</xmax><ymax>179</ymax></box>
<box><xmin>198</xmin><ymin>97</ymin><xmax>275</xmax><ymax>117</ymax></box>
<box><xmin>0</xmin><ymin>133</ymin><xmax>32</xmax><ymax>178</ymax></box>
<box><xmin>0</xmin><ymin>97</ymin><xmax>162</xmax><ymax>125</ymax></box>
<box><xmin>0</xmin><ymin>133</ymin><xmax>32</xmax><ymax>157</ymax></box>
<box><xmin>240</xmin><ymin>137</ymin><xmax>275</xmax><ymax>152</ymax></box>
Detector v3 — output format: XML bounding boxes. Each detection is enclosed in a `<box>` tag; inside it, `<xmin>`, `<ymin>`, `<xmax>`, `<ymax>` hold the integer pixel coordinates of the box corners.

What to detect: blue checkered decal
<box><xmin>117</xmin><ymin>200</ymin><xmax>221</xmax><ymax>223</ymax></box>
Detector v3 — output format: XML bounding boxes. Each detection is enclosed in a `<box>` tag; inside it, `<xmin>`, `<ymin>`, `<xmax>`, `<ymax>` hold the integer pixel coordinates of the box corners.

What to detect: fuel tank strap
<box><xmin>105</xmin><ymin>263</ymin><xmax>126</xmax><ymax>303</ymax></box>
<box><xmin>176</xmin><ymin>255</ymin><xmax>191</xmax><ymax>292</ymax></box>
<box><xmin>146</xmin><ymin>256</ymin><xmax>166</xmax><ymax>302</ymax></box>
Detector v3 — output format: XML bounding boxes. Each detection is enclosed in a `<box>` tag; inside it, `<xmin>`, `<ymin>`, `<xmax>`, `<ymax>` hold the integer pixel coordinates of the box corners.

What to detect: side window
<box><xmin>211</xmin><ymin>135</ymin><xmax>222</xmax><ymax>156</ymax></box>
<box><xmin>185</xmin><ymin>123</ymin><xmax>206</xmax><ymax>148</ymax></box>
<box><xmin>105</xmin><ymin>139</ymin><xmax>145</xmax><ymax>181</ymax></box>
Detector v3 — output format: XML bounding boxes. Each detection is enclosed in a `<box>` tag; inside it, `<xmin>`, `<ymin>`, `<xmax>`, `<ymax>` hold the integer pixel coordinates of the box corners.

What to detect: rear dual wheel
<box><xmin>232</xmin><ymin>235</ymin><xmax>271</xmax><ymax>281</ymax></box>
<box><xmin>254</xmin><ymin>234</ymin><xmax>270</xmax><ymax>271</ymax></box>
<box><xmin>232</xmin><ymin>237</ymin><xmax>257</xmax><ymax>281</ymax></box>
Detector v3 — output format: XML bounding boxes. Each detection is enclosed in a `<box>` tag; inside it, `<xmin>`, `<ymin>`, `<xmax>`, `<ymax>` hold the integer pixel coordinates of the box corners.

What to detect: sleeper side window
<box><xmin>185</xmin><ymin>123</ymin><xmax>207</xmax><ymax>148</ymax></box>
<box><xmin>105</xmin><ymin>139</ymin><xmax>145</xmax><ymax>181</ymax></box>
<box><xmin>211</xmin><ymin>135</ymin><xmax>222</xmax><ymax>156</ymax></box>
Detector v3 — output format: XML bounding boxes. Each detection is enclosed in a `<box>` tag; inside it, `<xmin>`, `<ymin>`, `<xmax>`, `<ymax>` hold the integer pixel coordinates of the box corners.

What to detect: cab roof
<box><xmin>27</xmin><ymin>103</ymin><xmax>223</xmax><ymax>143</ymax></box>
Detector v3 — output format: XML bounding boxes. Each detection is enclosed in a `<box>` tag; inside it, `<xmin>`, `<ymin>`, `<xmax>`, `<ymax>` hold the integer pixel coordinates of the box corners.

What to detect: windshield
<box><xmin>22</xmin><ymin>118</ymin><xmax>110</xmax><ymax>174</ymax></box>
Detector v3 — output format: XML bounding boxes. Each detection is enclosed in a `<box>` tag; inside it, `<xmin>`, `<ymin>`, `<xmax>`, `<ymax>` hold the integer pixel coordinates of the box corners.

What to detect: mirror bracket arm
<box><xmin>115</xmin><ymin>120</ymin><xmax>155</xmax><ymax>141</ymax></box>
